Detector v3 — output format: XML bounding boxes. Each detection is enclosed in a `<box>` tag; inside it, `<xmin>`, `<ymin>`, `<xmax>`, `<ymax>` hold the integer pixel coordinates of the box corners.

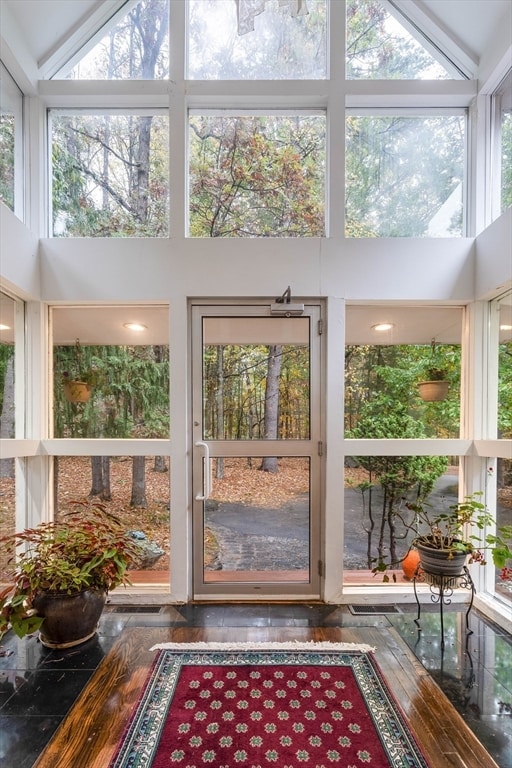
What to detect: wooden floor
<box><xmin>34</xmin><ymin>625</ymin><xmax>499</xmax><ymax>768</ymax></box>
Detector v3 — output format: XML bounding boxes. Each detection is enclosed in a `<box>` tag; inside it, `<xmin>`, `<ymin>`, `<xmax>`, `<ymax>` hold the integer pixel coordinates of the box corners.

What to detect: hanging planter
<box><xmin>63</xmin><ymin>379</ymin><xmax>92</xmax><ymax>403</ymax></box>
<box><xmin>417</xmin><ymin>339</ymin><xmax>449</xmax><ymax>401</ymax></box>
<box><xmin>61</xmin><ymin>339</ymin><xmax>97</xmax><ymax>403</ymax></box>
<box><xmin>417</xmin><ymin>378</ymin><xmax>449</xmax><ymax>402</ymax></box>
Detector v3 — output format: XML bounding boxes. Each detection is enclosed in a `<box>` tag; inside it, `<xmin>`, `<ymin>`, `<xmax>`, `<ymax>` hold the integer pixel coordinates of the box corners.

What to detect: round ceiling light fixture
<box><xmin>0</xmin><ymin>324</ymin><xmax>11</xmax><ymax>330</ymax></box>
<box><xmin>123</xmin><ymin>322</ymin><xmax>147</xmax><ymax>332</ymax></box>
<box><xmin>371</xmin><ymin>322</ymin><xmax>395</xmax><ymax>332</ymax></box>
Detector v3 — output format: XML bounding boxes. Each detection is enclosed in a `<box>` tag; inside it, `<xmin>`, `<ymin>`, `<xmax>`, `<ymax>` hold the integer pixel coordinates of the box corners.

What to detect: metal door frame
<box><xmin>190</xmin><ymin>301</ymin><xmax>324</xmax><ymax>600</ymax></box>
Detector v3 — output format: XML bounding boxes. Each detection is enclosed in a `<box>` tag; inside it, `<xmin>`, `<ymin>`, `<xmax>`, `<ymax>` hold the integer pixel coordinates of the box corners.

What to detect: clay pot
<box><xmin>32</xmin><ymin>589</ymin><xmax>106</xmax><ymax>649</ymax></box>
<box><xmin>401</xmin><ymin>549</ymin><xmax>421</xmax><ymax>580</ymax></box>
<box><xmin>417</xmin><ymin>380</ymin><xmax>449</xmax><ymax>401</ymax></box>
<box><xmin>63</xmin><ymin>380</ymin><xmax>92</xmax><ymax>403</ymax></box>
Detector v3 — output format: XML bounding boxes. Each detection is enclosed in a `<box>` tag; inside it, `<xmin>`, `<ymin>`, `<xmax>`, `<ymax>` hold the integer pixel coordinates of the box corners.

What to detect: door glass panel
<box><xmin>203</xmin><ymin>457</ymin><xmax>310</xmax><ymax>584</ymax></box>
<box><xmin>202</xmin><ymin>317</ymin><xmax>310</xmax><ymax>440</ymax></box>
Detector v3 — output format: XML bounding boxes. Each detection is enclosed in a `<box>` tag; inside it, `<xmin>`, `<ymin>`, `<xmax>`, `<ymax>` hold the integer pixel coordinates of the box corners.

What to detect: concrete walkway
<box><xmin>205</xmin><ymin>496</ymin><xmax>309</xmax><ymax>571</ymax></box>
<box><xmin>205</xmin><ymin>476</ymin><xmax>465</xmax><ymax>572</ymax></box>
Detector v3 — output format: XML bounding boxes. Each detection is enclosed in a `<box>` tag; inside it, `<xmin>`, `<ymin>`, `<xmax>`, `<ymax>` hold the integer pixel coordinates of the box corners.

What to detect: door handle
<box><xmin>195</xmin><ymin>440</ymin><xmax>211</xmax><ymax>501</ymax></box>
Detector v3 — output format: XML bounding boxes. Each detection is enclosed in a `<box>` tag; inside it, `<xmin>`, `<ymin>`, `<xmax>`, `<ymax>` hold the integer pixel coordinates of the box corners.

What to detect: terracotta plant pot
<box><xmin>32</xmin><ymin>589</ymin><xmax>106</xmax><ymax>649</ymax></box>
<box><xmin>63</xmin><ymin>380</ymin><xmax>92</xmax><ymax>403</ymax></box>
<box><xmin>401</xmin><ymin>549</ymin><xmax>421</xmax><ymax>580</ymax></box>
<box><xmin>415</xmin><ymin>540</ymin><xmax>468</xmax><ymax>577</ymax></box>
<box><xmin>417</xmin><ymin>380</ymin><xmax>449</xmax><ymax>402</ymax></box>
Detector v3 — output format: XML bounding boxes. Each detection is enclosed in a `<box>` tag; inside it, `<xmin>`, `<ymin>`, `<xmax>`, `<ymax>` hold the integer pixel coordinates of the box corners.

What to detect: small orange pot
<box><xmin>401</xmin><ymin>549</ymin><xmax>421</xmax><ymax>580</ymax></box>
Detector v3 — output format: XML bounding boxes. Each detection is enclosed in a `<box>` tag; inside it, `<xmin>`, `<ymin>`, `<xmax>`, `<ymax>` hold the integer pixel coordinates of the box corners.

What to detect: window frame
<box><xmin>490</xmin><ymin>69</ymin><xmax>512</xmax><ymax>221</ymax></box>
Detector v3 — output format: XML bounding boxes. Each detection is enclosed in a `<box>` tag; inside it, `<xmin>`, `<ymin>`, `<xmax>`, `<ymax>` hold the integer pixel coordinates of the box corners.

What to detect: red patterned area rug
<box><xmin>110</xmin><ymin>642</ymin><xmax>429</xmax><ymax>768</ymax></box>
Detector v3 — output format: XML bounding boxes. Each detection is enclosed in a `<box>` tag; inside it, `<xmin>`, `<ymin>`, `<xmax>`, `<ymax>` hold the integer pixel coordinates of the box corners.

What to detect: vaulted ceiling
<box><xmin>2</xmin><ymin>0</ymin><xmax>511</xmax><ymax>78</ymax></box>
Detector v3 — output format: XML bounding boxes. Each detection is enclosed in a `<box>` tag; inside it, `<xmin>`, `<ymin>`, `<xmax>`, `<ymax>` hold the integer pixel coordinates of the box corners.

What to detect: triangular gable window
<box><xmin>56</xmin><ymin>0</ymin><xmax>169</xmax><ymax>80</ymax></box>
<box><xmin>346</xmin><ymin>0</ymin><xmax>463</xmax><ymax>80</ymax></box>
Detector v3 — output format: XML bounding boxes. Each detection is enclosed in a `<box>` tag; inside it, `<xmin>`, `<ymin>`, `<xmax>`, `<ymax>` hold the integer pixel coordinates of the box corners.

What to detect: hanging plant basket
<box><xmin>417</xmin><ymin>380</ymin><xmax>449</xmax><ymax>402</ymax></box>
<box><xmin>63</xmin><ymin>379</ymin><xmax>92</xmax><ymax>403</ymax></box>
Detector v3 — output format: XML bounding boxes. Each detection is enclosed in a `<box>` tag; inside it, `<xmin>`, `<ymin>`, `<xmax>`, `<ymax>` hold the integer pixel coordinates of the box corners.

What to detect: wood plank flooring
<box><xmin>33</xmin><ymin>625</ymin><xmax>498</xmax><ymax>768</ymax></box>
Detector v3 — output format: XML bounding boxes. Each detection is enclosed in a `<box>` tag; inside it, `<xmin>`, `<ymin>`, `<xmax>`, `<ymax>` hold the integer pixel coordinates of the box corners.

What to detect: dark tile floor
<box><xmin>0</xmin><ymin>603</ymin><xmax>511</xmax><ymax>768</ymax></box>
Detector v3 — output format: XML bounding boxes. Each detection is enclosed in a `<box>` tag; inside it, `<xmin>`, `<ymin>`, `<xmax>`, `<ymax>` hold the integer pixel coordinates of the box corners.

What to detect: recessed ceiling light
<box><xmin>124</xmin><ymin>323</ymin><xmax>147</xmax><ymax>332</ymax></box>
<box><xmin>0</xmin><ymin>324</ymin><xmax>11</xmax><ymax>330</ymax></box>
<box><xmin>371</xmin><ymin>323</ymin><xmax>394</xmax><ymax>332</ymax></box>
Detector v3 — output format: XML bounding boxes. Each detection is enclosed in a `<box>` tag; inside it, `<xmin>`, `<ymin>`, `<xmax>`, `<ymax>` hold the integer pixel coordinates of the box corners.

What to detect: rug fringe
<box><xmin>149</xmin><ymin>641</ymin><xmax>376</xmax><ymax>653</ymax></box>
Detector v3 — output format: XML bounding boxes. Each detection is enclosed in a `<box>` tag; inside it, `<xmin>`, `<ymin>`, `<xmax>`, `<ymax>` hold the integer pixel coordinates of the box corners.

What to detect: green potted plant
<box><xmin>373</xmin><ymin>492</ymin><xmax>512</xmax><ymax>582</ymax></box>
<box><xmin>417</xmin><ymin>366</ymin><xmax>449</xmax><ymax>401</ymax></box>
<box><xmin>417</xmin><ymin>340</ymin><xmax>450</xmax><ymax>401</ymax></box>
<box><xmin>61</xmin><ymin>339</ymin><xmax>99</xmax><ymax>403</ymax></box>
<box><xmin>0</xmin><ymin>500</ymin><xmax>142</xmax><ymax>648</ymax></box>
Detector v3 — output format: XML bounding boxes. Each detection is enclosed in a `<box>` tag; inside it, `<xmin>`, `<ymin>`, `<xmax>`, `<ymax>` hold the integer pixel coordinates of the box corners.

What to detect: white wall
<box><xmin>0</xmin><ymin>205</ymin><xmax>39</xmax><ymax>298</ymax></box>
<box><xmin>38</xmin><ymin>236</ymin><xmax>477</xmax><ymax>304</ymax></box>
<box><xmin>475</xmin><ymin>206</ymin><xmax>512</xmax><ymax>299</ymax></box>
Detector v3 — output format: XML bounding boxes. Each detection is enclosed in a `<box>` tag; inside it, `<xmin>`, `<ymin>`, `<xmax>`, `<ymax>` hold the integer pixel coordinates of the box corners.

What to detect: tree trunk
<box><xmin>136</xmin><ymin>116</ymin><xmax>151</xmax><ymax>223</ymax></box>
<box><xmin>54</xmin><ymin>456</ymin><xmax>59</xmax><ymax>515</ymax></box>
<box><xmin>153</xmin><ymin>456</ymin><xmax>167</xmax><ymax>472</ymax></box>
<box><xmin>89</xmin><ymin>456</ymin><xmax>111</xmax><ymax>500</ymax></box>
<box><xmin>101</xmin><ymin>456</ymin><xmax>111</xmax><ymax>501</ymax></box>
<box><xmin>0</xmin><ymin>351</ymin><xmax>15</xmax><ymax>478</ymax></box>
<box><xmin>260</xmin><ymin>345</ymin><xmax>282</xmax><ymax>474</ymax></box>
<box><xmin>131</xmin><ymin>455</ymin><xmax>147</xmax><ymax>507</ymax></box>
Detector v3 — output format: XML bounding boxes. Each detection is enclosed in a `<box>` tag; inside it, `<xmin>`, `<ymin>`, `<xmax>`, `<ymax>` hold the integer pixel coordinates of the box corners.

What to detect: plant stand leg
<box><xmin>416</xmin><ymin>569</ymin><xmax>476</xmax><ymax>650</ymax></box>
<box><xmin>413</xmin><ymin>567</ymin><xmax>422</xmax><ymax>630</ymax></box>
<box><xmin>439</xmin><ymin>580</ymin><xmax>446</xmax><ymax>649</ymax></box>
<box><xmin>462</xmin><ymin>566</ymin><xmax>475</xmax><ymax>637</ymax></box>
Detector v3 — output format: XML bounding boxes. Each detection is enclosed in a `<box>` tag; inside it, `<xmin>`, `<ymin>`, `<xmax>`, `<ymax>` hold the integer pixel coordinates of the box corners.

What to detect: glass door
<box><xmin>191</xmin><ymin>304</ymin><xmax>323</xmax><ymax>598</ymax></box>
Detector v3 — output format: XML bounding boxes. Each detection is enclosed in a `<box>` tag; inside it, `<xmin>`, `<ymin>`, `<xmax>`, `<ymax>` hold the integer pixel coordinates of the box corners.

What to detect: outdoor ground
<box><xmin>0</xmin><ymin>457</ymin><xmax>511</xmax><ymax>582</ymax></box>
<box><xmin>0</xmin><ymin>456</ymin><xmax>309</xmax><ymax>580</ymax></box>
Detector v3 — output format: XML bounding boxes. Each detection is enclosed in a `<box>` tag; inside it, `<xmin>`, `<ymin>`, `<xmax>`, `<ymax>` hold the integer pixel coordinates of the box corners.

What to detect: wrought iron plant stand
<box><xmin>413</xmin><ymin>566</ymin><xmax>475</xmax><ymax>649</ymax></box>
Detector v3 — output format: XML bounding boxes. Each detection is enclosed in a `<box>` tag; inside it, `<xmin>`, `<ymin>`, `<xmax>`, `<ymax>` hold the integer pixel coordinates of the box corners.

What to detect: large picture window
<box><xmin>346</xmin><ymin>0</ymin><xmax>460</xmax><ymax>80</ymax></box>
<box><xmin>492</xmin><ymin>70</ymin><xmax>512</xmax><ymax>217</ymax></box>
<box><xmin>0</xmin><ymin>63</ymin><xmax>23</xmax><ymax>217</ymax></box>
<box><xmin>345</xmin><ymin>112</ymin><xmax>466</xmax><ymax>237</ymax></box>
<box><xmin>343</xmin><ymin>453</ymin><xmax>456</xmax><ymax>574</ymax></box>
<box><xmin>55</xmin><ymin>0</ymin><xmax>169</xmax><ymax>80</ymax></box>
<box><xmin>188</xmin><ymin>0</ymin><xmax>327</xmax><ymax>80</ymax></box>
<box><xmin>189</xmin><ymin>112</ymin><xmax>326</xmax><ymax>237</ymax></box>
<box><xmin>50</xmin><ymin>111</ymin><xmax>169</xmax><ymax>237</ymax></box>
<box><xmin>51</xmin><ymin>306</ymin><xmax>170</xmax><ymax>438</ymax></box>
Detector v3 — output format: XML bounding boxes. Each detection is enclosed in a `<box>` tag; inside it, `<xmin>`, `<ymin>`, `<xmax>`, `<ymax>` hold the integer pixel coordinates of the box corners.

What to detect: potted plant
<box><xmin>0</xmin><ymin>500</ymin><xmax>142</xmax><ymax>648</ymax></box>
<box><xmin>417</xmin><ymin>340</ymin><xmax>450</xmax><ymax>401</ymax></box>
<box><xmin>373</xmin><ymin>492</ymin><xmax>512</xmax><ymax>582</ymax></box>
<box><xmin>417</xmin><ymin>366</ymin><xmax>449</xmax><ymax>401</ymax></box>
<box><xmin>61</xmin><ymin>339</ymin><xmax>98</xmax><ymax>403</ymax></box>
